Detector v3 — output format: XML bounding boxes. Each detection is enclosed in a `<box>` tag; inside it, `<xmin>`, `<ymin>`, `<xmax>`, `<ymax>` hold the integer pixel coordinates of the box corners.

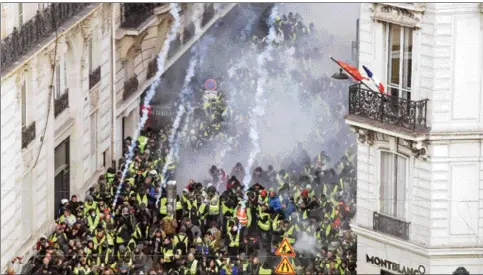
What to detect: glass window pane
<box><xmin>54</xmin><ymin>142</ymin><xmax>66</xmax><ymax>171</ymax></box>
<box><xmin>396</xmin><ymin>155</ymin><xmax>406</xmax><ymax>219</ymax></box>
<box><xmin>388</xmin><ymin>24</ymin><xmax>401</xmax><ymax>85</ymax></box>
<box><xmin>403</xmin><ymin>28</ymin><xmax>413</xmax><ymax>90</ymax></box>
<box><xmin>380</xmin><ymin>152</ymin><xmax>395</xmax><ymax>216</ymax></box>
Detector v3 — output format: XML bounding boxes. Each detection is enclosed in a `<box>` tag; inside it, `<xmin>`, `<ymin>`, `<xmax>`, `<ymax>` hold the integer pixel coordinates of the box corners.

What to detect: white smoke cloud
<box><xmin>113</xmin><ymin>3</ymin><xmax>182</xmax><ymax>209</ymax></box>
<box><xmin>171</xmin><ymin>3</ymin><xmax>358</xmax><ymax>188</ymax></box>
<box><xmin>293</xmin><ymin>232</ymin><xmax>319</xmax><ymax>256</ymax></box>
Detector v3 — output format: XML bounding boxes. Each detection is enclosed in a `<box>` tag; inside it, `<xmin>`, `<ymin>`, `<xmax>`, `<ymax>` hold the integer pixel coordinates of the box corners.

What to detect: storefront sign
<box><xmin>366</xmin><ymin>254</ymin><xmax>426</xmax><ymax>275</ymax></box>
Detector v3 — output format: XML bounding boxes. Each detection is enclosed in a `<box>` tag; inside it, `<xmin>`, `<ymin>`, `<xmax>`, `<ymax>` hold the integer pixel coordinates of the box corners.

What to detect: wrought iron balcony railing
<box><xmin>348</xmin><ymin>84</ymin><xmax>428</xmax><ymax>131</ymax></box>
<box><xmin>373</xmin><ymin>212</ymin><xmax>410</xmax><ymax>240</ymax></box>
<box><xmin>22</xmin><ymin>122</ymin><xmax>36</xmax><ymax>149</ymax></box>
<box><xmin>1</xmin><ymin>3</ymin><xmax>89</xmax><ymax>71</ymax></box>
<box><xmin>89</xmin><ymin>66</ymin><xmax>101</xmax><ymax>89</ymax></box>
<box><xmin>147</xmin><ymin>58</ymin><xmax>158</xmax><ymax>79</ymax></box>
<box><xmin>54</xmin><ymin>90</ymin><xmax>69</xmax><ymax>117</ymax></box>
<box><xmin>120</xmin><ymin>4</ymin><xmax>164</xmax><ymax>29</ymax></box>
<box><xmin>202</xmin><ymin>3</ymin><xmax>215</xmax><ymax>27</ymax></box>
<box><xmin>123</xmin><ymin>75</ymin><xmax>139</xmax><ymax>101</ymax></box>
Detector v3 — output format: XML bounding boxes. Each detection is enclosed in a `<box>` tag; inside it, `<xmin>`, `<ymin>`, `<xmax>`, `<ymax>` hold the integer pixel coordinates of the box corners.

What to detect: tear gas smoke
<box><xmin>156</xmin><ymin>57</ymin><xmax>198</xmax><ymax>205</ymax></box>
<box><xmin>112</xmin><ymin>3</ymin><xmax>181</xmax><ymax>209</ymax></box>
<box><xmin>172</xmin><ymin>4</ymin><xmax>356</xmax><ymax>189</ymax></box>
<box><xmin>243</xmin><ymin>5</ymin><xmax>281</xmax><ymax>189</ymax></box>
<box><xmin>293</xmin><ymin>231</ymin><xmax>319</xmax><ymax>256</ymax></box>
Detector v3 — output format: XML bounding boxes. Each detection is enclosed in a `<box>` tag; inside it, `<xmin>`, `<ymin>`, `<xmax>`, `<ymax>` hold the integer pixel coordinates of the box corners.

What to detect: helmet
<box><xmin>61</xmin><ymin>199</ymin><xmax>69</xmax><ymax>205</ymax></box>
<box><xmin>301</xmin><ymin>189</ymin><xmax>309</xmax><ymax>196</ymax></box>
<box><xmin>260</xmin><ymin>190</ymin><xmax>267</xmax><ymax>197</ymax></box>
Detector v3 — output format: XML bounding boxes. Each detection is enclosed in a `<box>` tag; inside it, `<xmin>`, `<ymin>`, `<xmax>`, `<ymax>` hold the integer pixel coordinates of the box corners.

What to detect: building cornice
<box><xmin>1</xmin><ymin>4</ymin><xmax>102</xmax><ymax>82</ymax></box>
<box><xmin>351</xmin><ymin>224</ymin><xmax>483</xmax><ymax>258</ymax></box>
<box><xmin>370</xmin><ymin>3</ymin><xmax>425</xmax><ymax>29</ymax></box>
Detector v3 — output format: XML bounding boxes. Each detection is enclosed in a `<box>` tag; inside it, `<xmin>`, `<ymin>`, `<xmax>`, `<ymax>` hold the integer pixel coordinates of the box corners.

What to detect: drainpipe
<box><xmin>110</xmin><ymin>3</ymin><xmax>116</xmax><ymax>169</ymax></box>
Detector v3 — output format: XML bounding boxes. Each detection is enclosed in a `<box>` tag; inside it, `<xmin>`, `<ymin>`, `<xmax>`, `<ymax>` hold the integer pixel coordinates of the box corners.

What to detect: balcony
<box><xmin>373</xmin><ymin>212</ymin><xmax>410</xmax><ymax>240</ymax></box>
<box><xmin>347</xmin><ymin>84</ymin><xmax>429</xmax><ymax>134</ymax></box>
<box><xmin>22</xmin><ymin>122</ymin><xmax>36</xmax><ymax>149</ymax></box>
<box><xmin>123</xmin><ymin>75</ymin><xmax>139</xmax><ymax>101</ymax></box>
<box><xmin>89</xmin><ymin>66</ymin><xmax>101</xmax><ymax>89</ymax></box>
<box><xmin>1</xmin><ymin>3</ymin><xmax>89</xmax><ymax>71</ymax></box>
<box><xmin>120</xmin><ymin>3</ymin><xmax>163</xmax><ymax>29</ymax></box>
<box><xmin>54</xmin><ymin>90</ymin><xmax>69</xmax><ymax>118</ymax></box>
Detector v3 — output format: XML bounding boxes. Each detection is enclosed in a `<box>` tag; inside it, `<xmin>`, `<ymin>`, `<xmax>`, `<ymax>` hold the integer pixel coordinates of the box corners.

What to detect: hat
<box><xmin>61</xmin><ymin>199</ymin><xmax>68</xmax><ymax>204</ymax></box>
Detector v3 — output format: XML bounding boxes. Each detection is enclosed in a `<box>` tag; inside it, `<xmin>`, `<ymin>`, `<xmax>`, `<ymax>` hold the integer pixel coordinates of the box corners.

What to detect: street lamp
<box><xmin>331</xmin><ymin>68</ymin><xmax>349</xmax><ymax>80</ymax></box>
<box><xmin>453</xmin><ymin>267</ymin><xmax>470</xmax><ymax>275</ymax></box>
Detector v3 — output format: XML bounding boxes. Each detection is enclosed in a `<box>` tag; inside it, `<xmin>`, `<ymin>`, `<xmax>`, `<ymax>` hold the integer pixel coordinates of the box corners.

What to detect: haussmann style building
<box><xmin>346</xmin><ymin>3</ymin><xmax>483</xmax><ymax>275</ymax></box>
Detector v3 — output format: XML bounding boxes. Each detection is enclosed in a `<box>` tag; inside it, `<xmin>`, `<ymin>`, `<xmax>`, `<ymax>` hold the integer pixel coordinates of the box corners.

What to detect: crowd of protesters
<box><xmin>13</xmin><ymin>124</ymin><xmax>356</xmax><ymax>275</ymax></box>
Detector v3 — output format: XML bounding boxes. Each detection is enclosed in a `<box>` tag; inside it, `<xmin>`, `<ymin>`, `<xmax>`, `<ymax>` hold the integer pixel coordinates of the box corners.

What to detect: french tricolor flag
<box><xmin>362</xmin><ymin>65</ymin><xmax>385</xmax><ymax>94</ymax></box>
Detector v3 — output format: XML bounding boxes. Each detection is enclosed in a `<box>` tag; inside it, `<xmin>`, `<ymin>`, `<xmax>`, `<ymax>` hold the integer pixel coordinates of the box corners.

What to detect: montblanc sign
<box><xmin>366</xmin><ymin>254</ymin><xmax>426</xmax><ymax>275</ymax></box>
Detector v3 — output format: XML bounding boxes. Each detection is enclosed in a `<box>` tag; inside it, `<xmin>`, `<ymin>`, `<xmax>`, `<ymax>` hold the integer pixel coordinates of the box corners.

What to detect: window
<box><xmin>22</xmin><ymin>171</ymin><xmax>32</xmax><ymax>241</ymax></box>
<box><xmin>18</xmin><ymin>3</ymin><xmax>23</xmax><ymax>28</ymax></box>
<box><xmin>89</xmin><ymin>32</ymin><xmax>101</xmax><ymax>73</ymax></box>
<box><xmin>54</xmin><ymin>56</ymin><xmax>67</xmax><ymax>99</ymax></box>
<box><xmin>380</xmin><ymin>151</ymin><xmax>407</xmax><ymax>220</ymax></box>
<box><xmin>21</xmin><ymin>79</ymin><xmax>27</xmax><ymax>129</ymax></box>
<box><xmin>386</xmin><ymin>24</ymin><xmax>413</xmax><ymax>100</ymax></box>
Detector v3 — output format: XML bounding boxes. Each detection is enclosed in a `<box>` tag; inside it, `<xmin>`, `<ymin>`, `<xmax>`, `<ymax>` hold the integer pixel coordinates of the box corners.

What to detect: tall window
<box><xmin>18</xmin><ymin>3</ymin><xmax>23</xmax><ymax>28</ymax></box>
<box><xmin>21</xmin><ymin>79</ymin><xmax>27</xmax><ymax>130</ymax></box>
<box><xmin>54</xmin><ymin>56</ymin><xmax>67</xmax><ymax>99</ymax></box>
<box><xmin>380</xmin><ymin>151</ymin><xmax>407</xmax><ymax>220</ymax></box>
<box><xmin>386</xmin><ymin>24</ymin><xmax>413</xmax><ymax>100</ymax></box>
<box><xmin>89</xmin><ymin>32</ymin><xmax>101</xmax><ymax>73</ymax></box>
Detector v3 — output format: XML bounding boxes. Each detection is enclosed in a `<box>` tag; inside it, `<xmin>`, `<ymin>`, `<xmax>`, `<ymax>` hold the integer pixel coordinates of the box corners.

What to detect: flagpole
<box><xmin>329</xmin><ymin>57</ymin><xmax>377</xmax><ymax>93</ymax></box>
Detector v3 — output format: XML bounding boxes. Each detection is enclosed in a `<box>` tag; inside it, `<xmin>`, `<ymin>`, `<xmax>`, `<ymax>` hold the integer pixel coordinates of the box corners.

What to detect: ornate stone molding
<box><xmin>370</xmin><ymin>3</ymin><xmax>425</xmax><ymax>29</ymax></box>
<box><xmin>118</xmin><ymin>36</ymin><xmax>136</xmax><ymax>60</ymax></box>
<box><xmin>351</xmin><ymin>127</ymin><xmax>375</xmax><ymax>145</ymax></box>
<box><xmin>397</xmin><ymin>138</ymin><xmax>428</xmax><ymax>159</ymax></box>
<box><xmin>80</xmin><ymin>17</ymin><xmax>95</xmax><ymax>41</ymax></box>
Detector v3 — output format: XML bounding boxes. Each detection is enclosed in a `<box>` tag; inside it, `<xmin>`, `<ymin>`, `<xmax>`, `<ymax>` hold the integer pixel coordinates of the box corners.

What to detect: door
<box><xmin>54</xmin><ymin>137</ymin><xmax>70</xmax><ymax>218</ymax></box>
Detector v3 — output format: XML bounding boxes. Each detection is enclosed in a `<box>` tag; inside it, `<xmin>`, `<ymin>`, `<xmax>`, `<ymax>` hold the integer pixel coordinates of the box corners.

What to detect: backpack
<box><xmin>175</xmin><ymin>234</ymin><xmax>188</xmax><ymax>254</ymax></box>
